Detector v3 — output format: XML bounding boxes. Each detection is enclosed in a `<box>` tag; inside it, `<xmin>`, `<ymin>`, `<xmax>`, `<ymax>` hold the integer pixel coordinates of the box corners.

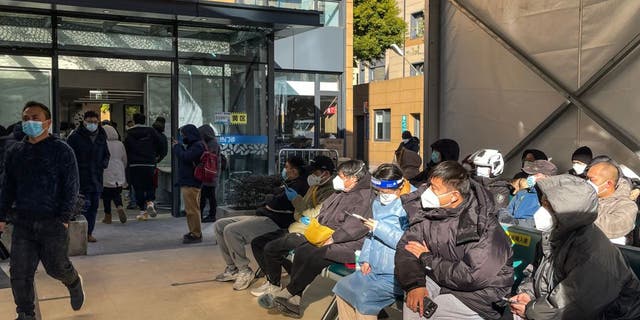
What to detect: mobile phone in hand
<box><xmin>422</xmin><ymin>296</ymin><xmax>438</xmax><ymax>318</ymax></box>
<box><xmin>345</xmin><ymin>211</ymin><xmax>367</xmax><ymax>222</ymax></box>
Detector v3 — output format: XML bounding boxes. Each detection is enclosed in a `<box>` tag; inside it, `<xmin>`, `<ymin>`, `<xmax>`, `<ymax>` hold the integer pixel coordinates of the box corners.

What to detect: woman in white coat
<box><xmin>102</xmin><ymin>124</ymin><xmax>128</xmax><ymax>224</ymax></box>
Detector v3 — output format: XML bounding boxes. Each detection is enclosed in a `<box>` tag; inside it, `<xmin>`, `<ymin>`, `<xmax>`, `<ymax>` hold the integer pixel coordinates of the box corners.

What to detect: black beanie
<box><xmin>402</xmin><ymin>131</ymin><xmax>412</xmax><ymax>139</ymax></box>
<box><xmin>572</xmin><ymin>146</ymin><xmax>593</xmax><ymax>164</ymax></box>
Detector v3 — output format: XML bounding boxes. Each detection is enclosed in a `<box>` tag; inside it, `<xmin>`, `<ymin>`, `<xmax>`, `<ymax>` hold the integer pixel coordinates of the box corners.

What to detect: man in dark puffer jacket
<box><xmin>396</xmin><ymin>161</ymin><xmax>513</xmax><ymax>320</ymax></box>
<box><xmin>0</xmin><ymin>101</ymin><xmax>85</xmax><ymax>320</ymax></box>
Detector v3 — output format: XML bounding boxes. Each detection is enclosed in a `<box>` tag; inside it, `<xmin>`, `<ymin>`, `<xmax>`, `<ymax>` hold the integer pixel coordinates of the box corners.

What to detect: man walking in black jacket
<box><xmin>396</xmin><ymin>161</ymin><xmax>513</xmax><ymax>320</ymax></box>
<box><xmin>67</xmin><ymin>111</ymin><xmax>110</xmax><ymax>242</ymax></box>
<box><xmin>124</xmin><ymin>113</ymin><xmax>165</xmax><ymax>221</ymax></box>
<box><xmin>0</xmin><ymin>101</ymin><xmax>84</xmax><ymax>320</ymax></box>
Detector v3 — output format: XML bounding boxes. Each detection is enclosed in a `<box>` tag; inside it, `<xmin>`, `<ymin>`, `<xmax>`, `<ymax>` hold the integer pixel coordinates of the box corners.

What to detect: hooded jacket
<box><xmin>395</xmin><ymin>179</ymin><xmax>514</xmax><ymax>319</ymax></box>
<box><xmin>67</xmin><ymin>124</ymin><xmax>110</xmax><ymax>193</ymax></box>
<box><xmin>124</xmin><ymin>124</ymin><xmax>165</xmax><ymax>166</ymax></box>
<box><xmin>103</xmin><ymin>125</ymin><xmax>127</xmax><ymax>188</ymax></box>
<box><xmin>198</xmin><ymin>125</ymin><xmax>220</xmax><ymax>187</ymax></box>
<box><xmin>317</xmin><ymin>172</ymin><xmax>375</xmax><ymax>263</ymax></box>
<box><xmin>396</xmin><ymin>148</ymin><xmax>422</xmax><ymax>180</ymax></box>
<box><xmin>519</xmin><ymin>175</ymin><xmax>640</xmax><ymax>320</ymax></box>
<box><xmin>475</xmin><ymin>176</ymin><xmax>512</xmax><ymax>209</ymax></box>
<box><xmin>595</xmin><ymin>178</ymin><xmax>638</xmax><ymax>239</ymax></box>
<box><xmin>359</xmin><ymin>192</ymin><xmax>411</xmax><ymax>275</ymax></box>
<box><xmin>409</xmin><ymin>139</ymin><xmax>460</xmax><ymax>186</ymax></box>
<box><xmin>173</xmin><ymin>124</ymin><xmax>205</xmax><ymax>188</ymax></box>
<box><xmin>0</xmin><ymin>135</ymin><xmax>79</xmax><ymax>223</ymax></box>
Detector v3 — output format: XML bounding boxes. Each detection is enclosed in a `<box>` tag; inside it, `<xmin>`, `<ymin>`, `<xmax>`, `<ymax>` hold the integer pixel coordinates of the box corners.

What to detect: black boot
<box><xmin>67</xmin><ymin>275</ymin><xmax>85</xmax><ymax>311</ymax></box>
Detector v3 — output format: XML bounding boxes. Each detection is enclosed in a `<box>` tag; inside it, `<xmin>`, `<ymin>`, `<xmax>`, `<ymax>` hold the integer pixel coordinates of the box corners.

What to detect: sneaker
<box><xmin>68</xmin><ymin>275</ymin><xmax>85</xmax><ymax>311</ymax></box>
<box><xmin>147</xmin><ymin>202</ymin><xmax>157</xmax><ymax>217</ymax></box>
<box><xmin>136</xmin><ymin>212</ymin><xmax>149</xmax><ymax>221</ymax></box>
<box><xmin>182</xmin><ymin>233</ymin><xmax>202</xmax><ymax>244</ymax></box>
<box><xmin>117</xmin><ymin>207</ymin><xmax>127</xmax><ymax>224</ymax></box>
<box><xmin>87</xmin><ymin>235</ymin><xmax>97</xmax><ymax>243</ymax></box>
<box><xmin>275</xmin><ymin>295</ymin><xmax>302</xmax><ymax>318</ymax></box>
<box><xmin>258</xmin><ymin>292</ymin><xmax>276</xmax><ymax>309</ymax></box>
<box><xmin>215</xmin><ymin>266</ymin><xmax>239</xmax><ymax>282</ymax></box>
<box><xmin>233</xmin><ymin>267</ymin><xmax>255</xmax><ymax>290</ymax></box>
<box><xmin>251</xmin><ymin>280</ymin><xmax>280</xmax><ymax>297</ymax></box>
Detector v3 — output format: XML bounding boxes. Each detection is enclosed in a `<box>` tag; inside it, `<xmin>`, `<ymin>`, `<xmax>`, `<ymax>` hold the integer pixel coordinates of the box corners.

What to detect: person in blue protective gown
<box><xmin>332</xmin><ymin>163</ymin><xmax>414</xmax><ymax>319</ymax></box>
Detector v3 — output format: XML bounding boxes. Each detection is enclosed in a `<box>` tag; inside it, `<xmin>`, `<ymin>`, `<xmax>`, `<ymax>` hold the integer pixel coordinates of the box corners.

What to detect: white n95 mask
<box><xmin>533</xmin><ymin>206</ymin><xmax>554</xmax><ymax>232</ymax></box>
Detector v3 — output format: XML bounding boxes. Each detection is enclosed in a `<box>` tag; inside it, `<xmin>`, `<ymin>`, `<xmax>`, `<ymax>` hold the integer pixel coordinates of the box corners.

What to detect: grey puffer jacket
<box><xmin>396</xmin><ymin>179</ymin><xmax>514</xmax><ymax>319</ymax></box>
<box><xmin>519</xmin><ymin>175</ymin><xmax>640</xmax><ymax>320</ymax></box>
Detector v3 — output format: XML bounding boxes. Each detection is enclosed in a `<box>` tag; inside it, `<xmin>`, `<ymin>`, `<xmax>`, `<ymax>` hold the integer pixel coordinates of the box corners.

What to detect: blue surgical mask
<box><xmin>22</xmin><ymin>121</ymin><xmax>45</xmax><ymax>138</ymax></box>
<box><xmin>85</xmin><ymin>123</ymin><xmax>98</xmax><ymax>132</ymax></box>
<box><xmin>526</xmin><ymin>175</ymin><xmax>537</xmax><ymax>188</ymax></box>
<box><xmin>431</xmin><ymin>150</ymin><xmax>441</xmax><ymax>164</ymax></box>
<box><xmin>281</xmin><ymin>168</ymin><xmax>288</xmax><ymax>180</ymax></box>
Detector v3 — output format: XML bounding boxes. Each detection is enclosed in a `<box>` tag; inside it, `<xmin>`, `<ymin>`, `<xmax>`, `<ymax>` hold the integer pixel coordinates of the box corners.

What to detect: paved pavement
<box><xmin>0</xmin><ymin>209</ymin><xmax>403</xmax><ymax>320</ymax></box>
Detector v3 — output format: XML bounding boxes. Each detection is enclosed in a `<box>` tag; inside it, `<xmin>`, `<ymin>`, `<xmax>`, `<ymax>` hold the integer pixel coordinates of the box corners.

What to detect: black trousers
<box><xmin>251</xmin><ymin>231</ymin><xmax>307</xmax><ymax>286</ymax></box>
<box><xmin>129</xmin><ymin>166</ymin><xmax>155</xmax><ymax>211</ymax></box>
<box><xmin>199</xmin><ymin>185</ymin><xmax>217</xmax><ymax>219</ymax></box>
<box><xmin>10</xmin><ymin>218</ymin><xmax>79</xmax><ymax>316</ymax></box>
<box><xmin>102</xmin><ymin>187</ymin><xmax>123</xmax><ymax>214</ymax></box>
<box><xmin>286</xmin><ymin>242</ymin><xmax>334</xmax><ymax>296</ymax></box>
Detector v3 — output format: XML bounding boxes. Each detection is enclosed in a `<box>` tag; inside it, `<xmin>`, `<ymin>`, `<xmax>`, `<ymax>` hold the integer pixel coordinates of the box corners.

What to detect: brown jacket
<box><xmin>595</xmin><ymin>178</ymin><xmax>639</xmax><ymax>239</ymax></box>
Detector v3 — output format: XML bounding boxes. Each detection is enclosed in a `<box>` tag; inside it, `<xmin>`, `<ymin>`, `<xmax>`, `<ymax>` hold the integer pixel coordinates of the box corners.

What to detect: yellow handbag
<box><xmin>304</xmin><ymin>218</ymin><xmax>334</xmax><ymax>247</ymax></box>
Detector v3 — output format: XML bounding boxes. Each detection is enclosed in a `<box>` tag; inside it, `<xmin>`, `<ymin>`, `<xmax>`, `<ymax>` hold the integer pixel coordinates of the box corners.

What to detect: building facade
<box><xmin>0</xmin><ymin>0</ymin><xmax>351</xmax><ymax>213</ymax></box>
<box><xmin>352</xmin><ymin>0</ymin><xmax>425</xmax><ymax>167</ymax></box>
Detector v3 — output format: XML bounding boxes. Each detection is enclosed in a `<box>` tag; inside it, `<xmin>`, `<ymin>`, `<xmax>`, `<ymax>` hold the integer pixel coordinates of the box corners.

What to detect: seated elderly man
<box><xmin>587</xmin><ymin>161</ymin><xmax>638</xmax><ymax>245</ymax></box>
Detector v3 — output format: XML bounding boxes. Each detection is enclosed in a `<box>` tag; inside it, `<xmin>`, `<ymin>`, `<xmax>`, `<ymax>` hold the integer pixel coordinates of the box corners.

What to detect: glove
<box><xmin>285</xmin><ymin>187</ymin><xmax>298</xmax><ymax>201</ymax></box>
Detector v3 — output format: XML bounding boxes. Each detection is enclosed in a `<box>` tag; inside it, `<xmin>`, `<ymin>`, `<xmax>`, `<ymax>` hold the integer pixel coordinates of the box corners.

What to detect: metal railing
<box><xmin>277</xmin><ymin>148</ymin><xmax>339</xmax><ymax>173</ymax></box>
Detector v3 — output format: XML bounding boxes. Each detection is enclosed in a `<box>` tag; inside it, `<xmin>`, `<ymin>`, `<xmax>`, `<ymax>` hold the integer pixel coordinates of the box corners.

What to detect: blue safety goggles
<box><xmin>371</xmin><ymin>178</ymin><xmax>404</xmax><ymax>189</ymax></box>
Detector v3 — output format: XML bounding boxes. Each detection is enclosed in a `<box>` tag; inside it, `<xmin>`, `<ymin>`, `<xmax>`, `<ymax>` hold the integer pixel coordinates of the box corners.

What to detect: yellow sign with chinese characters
<box><xmin>231</xmin><ymin>112</ymin><xmax>248</xmax><ymax>124</ymax></box>
<box><xmin>505</xmin><ymin>230</ymin><xmax>532</xmax><ymax>247</ymax></box>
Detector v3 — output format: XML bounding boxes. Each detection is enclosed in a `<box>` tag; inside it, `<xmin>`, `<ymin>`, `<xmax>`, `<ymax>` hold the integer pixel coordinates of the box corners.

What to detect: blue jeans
<box><xmin>10</xmin><ymin>218</ymin><xmax>79</xmax><ymax>316</ymax></box>
<box><xmin>82</xmin><ymin>192</ymin><xmax>101</xmax><ymax>235</ymax></box>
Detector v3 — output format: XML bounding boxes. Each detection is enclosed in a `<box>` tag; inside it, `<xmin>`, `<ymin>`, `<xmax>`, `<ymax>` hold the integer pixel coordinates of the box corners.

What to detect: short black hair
<box><xmin>338</xmin><ymin>160</ymin><xmax>367</xmax><ymax>181</ymax></box>
<box><xmin>286</xmin><ymin>156</ymin><xmax>306</xmax><ymax>176</ymax></box>
<box><xmin>155</xmin><ymin>116</ymin><xmax>166</xmax><ymax>124</ymax></box>
<box><xmin>23</xmin><ymin>101</ymin><xmax>51</xmax><ymax>120</ymax></box>
<box><xmin>429</xmin><ymin>161</ymin><xmax>470</xmax><ymax>196</ymax></box>
<box><xmin>84</xmin><ymin>110</ymin><xmax>100</xmax><ymax>120</ymax></box>
<box><xmin>372</xmin><ymin>163</ymin><xmax>404</xmax><ymax>182</ymax></box>
<box><xmin>133</xmin><ymin>113</ymin><xmax>146</xmax><ymax>125</ymax></box>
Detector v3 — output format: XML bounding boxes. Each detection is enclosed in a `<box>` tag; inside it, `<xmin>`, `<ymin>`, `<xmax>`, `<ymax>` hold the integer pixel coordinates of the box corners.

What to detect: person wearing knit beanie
<box><xmin>569</xmin><ymin>146</ymin><xmax>592</xmax><ymax>177</ymax></box>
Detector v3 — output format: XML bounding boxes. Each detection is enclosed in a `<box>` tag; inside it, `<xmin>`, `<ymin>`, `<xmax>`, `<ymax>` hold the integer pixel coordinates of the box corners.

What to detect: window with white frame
<box><xmin>374</xmin><ymin>109</ymin><xmax>391</xmax><ymax>141</ymax></box>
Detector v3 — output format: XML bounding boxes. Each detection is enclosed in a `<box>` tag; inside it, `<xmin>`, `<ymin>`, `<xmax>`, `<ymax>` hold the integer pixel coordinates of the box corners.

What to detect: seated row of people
<box><xmin>214</xmin><ymin>152</ymin><xmax>640</xmax><ymax>319</ymax></box>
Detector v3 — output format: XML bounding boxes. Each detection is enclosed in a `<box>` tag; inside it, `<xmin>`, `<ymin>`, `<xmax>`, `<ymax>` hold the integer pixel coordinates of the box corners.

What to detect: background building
<box><xmin>352</xmin><ymin>0</ymin><xmax>425</xmax><ymax>167</ymax></box>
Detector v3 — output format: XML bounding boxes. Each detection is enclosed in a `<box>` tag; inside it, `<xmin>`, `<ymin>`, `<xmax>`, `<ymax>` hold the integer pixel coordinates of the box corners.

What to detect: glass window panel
<box><xmin>147</xmin><ymin>75</ymin><xmax>172</xmax><ymax>168</ymax></box>
<box><xmin>178</xmin><ymin>26</ymin><xmax>267</xmax><ymax>63</ymax></box>
<box><xmin>411</xmin><ymin>11</ymin><xmax>425</xmax><ymax>39</ymax></box>
<box><xmin>322</xmin><ymin>1</ymin><xmax>340</xmax><ymax>27</ymax></box>
<box><xmin>59</xmin><ymin>56</ymin><xmax>171</xmax><ymax>74</ymax></box>
<box><xmin>0</xmin><ymin>12</ymin><xmax>51</xmax><ymax>48</ymax></box>
<box><xmin>275</xmin><ymin>72</ymin><xmax>315</xmax><ymax>149</ymax></box>
<box><xmin>57</xmin><ymin>17</ymin><xmax>173</xmax><ymax>56</ymax></box>
<box><xmin>180</xmin><ymin>62</ymin><xmax>268</xmax><ymax>187</ymax></box>
<box><xmin>320</xmin><ymin>95</ymin><xmax>338</xmax><ymax>137</ymax></box>
<box><xmin>374</xmin><ymin>109</ymin><xmax>391</xmax><ymax>141</ymax></box>
<box><xmin>0</xmin><ymin>56</ymin><xmax>51</xmax><ymax>127</ymax></box>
